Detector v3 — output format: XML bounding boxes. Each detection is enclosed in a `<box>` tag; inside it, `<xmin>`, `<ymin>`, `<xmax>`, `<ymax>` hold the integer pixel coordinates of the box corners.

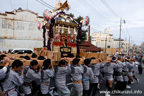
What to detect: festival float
<box><xmin>34</xmin><ymin>0</ymin><xmax>105</xmax><ymax>62</ymax></box>
<box><xmin>35</xmin><ymin>0</ymin><xmax>89</xmax><ymax>58</ymax></box>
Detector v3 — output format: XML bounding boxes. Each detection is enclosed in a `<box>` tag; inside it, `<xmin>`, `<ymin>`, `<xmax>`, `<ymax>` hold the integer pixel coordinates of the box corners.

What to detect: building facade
<box><xmin>0</xmin><ymin>9</ymin><xmax>44</xmax><ymax>51</ymax></box>
<box><xmin>91</xmin><ymin>31</ymin><xmax>129</xmax><ymax>54</ymax></box>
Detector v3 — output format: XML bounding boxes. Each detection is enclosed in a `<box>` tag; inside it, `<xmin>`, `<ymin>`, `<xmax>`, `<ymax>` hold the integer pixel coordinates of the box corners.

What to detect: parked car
<box><xmin>11</xmin><ymin>48</ymin><xmax>33</xmax><ymax>54</ymax></box>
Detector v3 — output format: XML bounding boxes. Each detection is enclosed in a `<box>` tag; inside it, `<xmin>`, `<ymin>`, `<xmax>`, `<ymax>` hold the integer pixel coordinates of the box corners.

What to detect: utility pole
<box><xmin>125</xmin><ymin>37</ymin><xmax>128</xmax><ymax>54</ymax></box>
<box><xmin>88</xmin><ymin>25</ymin><xmax>90</xmax><ymax>43</ymax></box>
<box><xmin>105</xmin><ymin>36</ymin><xmax>107</xmax><ymax>53</ymax></box>
<box><xmin>128</xmin><ymin>35</ymin><xmax>131</xmax><ymax>55</ymax></box>
<box><xmin>105</xmin><ymin>35</ymin><xmax>107</xmax><ymax>60</ymax></box>
<box><xmin>119</xmin><ymin>18</ymin><xmax>122</xmax><ymax>54</ymax></box>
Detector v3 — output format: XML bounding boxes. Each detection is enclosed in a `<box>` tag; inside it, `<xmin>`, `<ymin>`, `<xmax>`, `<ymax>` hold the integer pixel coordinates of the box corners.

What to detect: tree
<box><xmin>74</xmin><ymin>16</ymin><xmax>87</xmax><ymax>43</ymax></box>
<box><xmin>69</xmin><ymin>13</ymin><xmax>88</xmax><ymax>43</ymax></box>
<box><xmin>75</xmin><ymin>16</ymin><xmax>83</xmax><ymax>23</ymax></box>
<box><xmin>69</xmin><ymin>13</ymin><xmax>74</xmax><ymax>18</ymax></box>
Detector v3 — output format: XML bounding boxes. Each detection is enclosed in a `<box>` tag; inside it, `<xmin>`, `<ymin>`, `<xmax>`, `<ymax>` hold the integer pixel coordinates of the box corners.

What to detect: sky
<box><xmin>0</xmin><ymin>0</ymin><xmax>144</xmax><ymax>45</ymax></box>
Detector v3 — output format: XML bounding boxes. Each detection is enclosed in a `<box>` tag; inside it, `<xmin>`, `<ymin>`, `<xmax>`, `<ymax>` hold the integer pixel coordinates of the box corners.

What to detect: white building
<box><xmin>0</xmin><ymin>8</ymin><xmax>44</xmax><ymax>51</ymax></box>
<box><xmin>91</xmin><ymin>30</ymin><xmax>129</xmax><ymax>54</ymax></box>
<box><xmin>113</xmin><ymin>39</ymin><xmax>129</xmax><ymax>54</ymax></box>
<box><xmin>91</xmin><ymin>31</ymin><xmax>114</xmax><ymax>48</ymax></box>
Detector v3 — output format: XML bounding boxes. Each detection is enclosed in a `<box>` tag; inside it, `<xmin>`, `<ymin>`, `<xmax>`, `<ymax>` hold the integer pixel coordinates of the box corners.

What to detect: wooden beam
<box><xmin>0</xmin><ymin>58</ymin><xmax>104</xmax><ymax>67</ymax></box>
<box><xmin>4</xmin><ymin>54</ymin><xmax>32</xmax><ymax>58</ymax></box>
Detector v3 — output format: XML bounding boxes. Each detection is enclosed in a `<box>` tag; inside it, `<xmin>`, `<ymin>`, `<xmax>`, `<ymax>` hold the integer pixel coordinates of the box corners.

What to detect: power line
<box><xmin>121</xmin><ymin>30</ymin><xmax>128</xmax><ymax>41</ymax></box>
<box><xmin>35</xmin><ymin>0</ymin><xmax>54</xmax><ymax>10</ymax></box>
<box><xmin>36</xmin><ymin>0</ymin><xmax>84</xmax><ymax>19</ymax></box>
<box><xmin>124</xmin><ymin>24</ymin><xmax>130</xmax><ymax>36</ymax></box>
<box><xmin>100</xmin><ymin>0</ymin><xmax>119</xmax><ymax>17</ymax></box>
<box><xmin>123</xmin><ymin>23</ymin><xmax>134</xmax><ymax>46</ymax></box>
<box><xmin>77</xmin><ymin>0</ymin><xmax>114</xmax><ymax>31</ymax></box>
<box><xmin>41</xmin><ymin>0</ymin><xmax>103</xmax><ymax>30</ymax></box>
<box><xmin>49</xmin><ymin>0</ymin><xmax>84</xmax><ymax>16</ymax></box>
<box><xmin>70</xmin><ymin>0</ymin><xmax>107</xmax><ymax>32</ymax></box>
<box><xmin>89</xmin><ymin>0</ymin><xmax>111</xmax><ymax>19</ymax></box>
<box><xmin>36</xmin><ymin>0</ymin><xmax>102</xmax><ymax>33</ymax></box>
<box><xmin>73</xmin><ymin>1</ymin><xmax>104</xmax><ymax>31</ymax></box>
<box><xmin>40</xmin><ymin>0</ymin><xmax>55</xmax><ymax>9</ymax></box>
<box><xmin>75</xmin><ymin>0</ymin><xmax>109</xmax><ymax>28</ymax></box>
<box><xmin>53</xmin><ymin>0</ymin><xmax>105</xmax><ymax>30</ymax></box>
<box><xmin>91</xmin><ymin>19</ymin><xmax>104</xmax><ymax>28</ymax></box>
<box><xmin>77</xmin><ymin>0</ymin><xmax>105</xmax><ymax>22</ymax></box>
<box><xmin>90</xmin><ymin>27</ymin><xmax>101</xmax><ymax>32</ymax></box>
<box><xmin>80</xmin><ymin>0</ymin><xmax>117</xmax><ymax>30</ymax></box>
<box><xmin>40</xmin><ymin>0</ymin><xmax>82</xmax><ymax>16</ymax></box>
<box><xmin>39</xmin><ymin>0</ymin><xmax>84</xmax><ymax>18</ymax></box>
<box><xmin>36</xmin><ymin>0</ymin><xmax>51</xmax><ymax>9</ymax></box>
<box><xmin>123</xmin><ymin>22</ymin><xmax>131</xmax><ymax>41</ymax></box>
<box><xmin>82</xmin><ymin>0</ymin><xmax>111</xmax><ymax>22</ymax></box>
<box><xmin>44</xmin><ymin>0</ymin><xmax>56</xmax><ymax>5</ymax></box>
<box><xmin>70</xmin><ymin>9</ymin><xmax>82</xmax><ymax>16</ymax></box>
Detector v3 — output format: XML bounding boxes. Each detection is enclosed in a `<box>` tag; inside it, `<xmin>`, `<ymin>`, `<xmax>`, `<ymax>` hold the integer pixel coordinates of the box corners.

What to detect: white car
<box><xmin>11</xmin><ymin>48</ymin><xmax>33</xmax><ymax>54</ymax></box>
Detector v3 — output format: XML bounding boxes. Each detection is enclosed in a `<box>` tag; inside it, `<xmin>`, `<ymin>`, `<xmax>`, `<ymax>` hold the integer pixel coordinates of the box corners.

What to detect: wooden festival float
<box><xmin>44</xmin><ymin>11</ymin><xmax>79</xmax><ymax>57</ymax></box>
<box><xmin>34</xmin><ymin>0</ymin><xmax>106</xmax><ymax>64</ymax></box>
<box><xmin>35</xmin><ymin>0</ymin><xmax>85</xmax><ymax>59</ymax></box>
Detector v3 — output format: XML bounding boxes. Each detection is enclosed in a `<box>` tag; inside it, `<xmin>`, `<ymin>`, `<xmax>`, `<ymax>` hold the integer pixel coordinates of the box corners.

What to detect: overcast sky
<box><xmin>0</xmin><ymin>0</ymin><xmax>144</xmax><ymax>45</ymax></box>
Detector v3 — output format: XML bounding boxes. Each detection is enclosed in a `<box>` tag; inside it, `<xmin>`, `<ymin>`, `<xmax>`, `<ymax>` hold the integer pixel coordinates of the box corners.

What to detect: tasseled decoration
<box><xmin>47</xmin><ymin>18</ymin><xmax>55</xmax><ymax>50</ymax></box>
<box><xmin>47</xmin><ymin>38</ymin><xmax>51</xmax><ymax>50</ymax></box>
<box><xmin>42</xmin><ymin>25</ymin><xmax>46</xmax><ymax>47</ymax></box>
<box><xmin>76</xmin><ymin>23</ymin><xmax>82</xmax><ymax>55</ymax></box>
<box><xmin>77</xmin><ymin>40</ymin><xmax>80</xmax><ymax>55</ymax></box>
<box><xmin>49</xmin><ymin>18</ymin><xmax>55</xmax><ymax>38</ymax></box>
<box><xmin>77</xmin><ymin>23</ymin><xmax>82</xmax><ymax>40</ymax></box>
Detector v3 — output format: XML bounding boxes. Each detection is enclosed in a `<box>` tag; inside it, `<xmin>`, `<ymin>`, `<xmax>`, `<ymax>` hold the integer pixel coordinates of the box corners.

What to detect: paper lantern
<box><xmin>71</xmin><ymin>34</ymin><xmax>75</xmax><ymax>39</ymax></box>
<box><xmin>63</xmin><ymin>15</ymin><xmax>67</xmax><ymax>19</ymax></box>
<box><xmin>43</xmin><ymin>9</ymin><xmax>51</xmax><ymax>20</ymax></box>
<box><xmin>55</xmin><ymin>34</ymin><xmax>60</xmax><ymax>39</ymax></box>
<box><xmin>66</xmin><ymin>19</ymin><xmax>70</xmax><ymax>22</ymax></box>
<box><xmin>85</xmin><ymin>16</ymin><xmax>89</xmax><ymax>26</ymax></box>
<box><xmin>61</xmin><ymin>18</ymin><xmax>65</xmax><ymax>22</ymax></box>
<box><xmin>37</xmin><ymin>22</ymin><xmax>41</xmax><ymax>30</ymax></box>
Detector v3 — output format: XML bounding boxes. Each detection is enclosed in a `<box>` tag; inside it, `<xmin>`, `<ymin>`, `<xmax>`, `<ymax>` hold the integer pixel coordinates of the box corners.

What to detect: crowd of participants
<box><xmin>0</xmin><ymin>52</ymin><xmax>144</xmax><ymax>96</ymax></box>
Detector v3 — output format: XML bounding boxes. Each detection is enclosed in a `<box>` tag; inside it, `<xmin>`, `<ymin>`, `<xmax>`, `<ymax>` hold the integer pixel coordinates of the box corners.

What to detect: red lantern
<box><xmin>43</xmin><ymin>9</ymin><xmax>51</xmax><ymax>20</ymax></box>
<box><xmin>85</xmin><ymin>16</ymin><xmax>89</xmax><ymax>26</ymax></box>
<box><xmin>37</xmin><ymin>22</ymin><xmax>41</xmax><ymax>30</ymax></box>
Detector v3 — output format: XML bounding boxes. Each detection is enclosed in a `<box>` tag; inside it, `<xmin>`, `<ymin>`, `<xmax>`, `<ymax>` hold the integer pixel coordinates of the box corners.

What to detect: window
<box><xmin>24</xmin><ymin>50</ymin><xmax>33</xmax><ymax>54</ymax></box>
<box><xmin>14</xmin><ymin>50</ymin><xmax>24</xmax><ymax>54</ymax></box>
<box><xmin>12</xmin><ymin>50</ymin><xmax>33</xmax><ymax>54</ymax></box>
